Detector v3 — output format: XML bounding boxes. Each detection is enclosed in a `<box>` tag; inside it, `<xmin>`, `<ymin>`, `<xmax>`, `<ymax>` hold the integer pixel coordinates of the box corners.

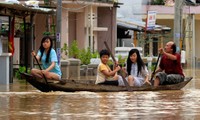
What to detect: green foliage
<box><xmin>151</xmin><ymin>0</ymin><xmax>165</xmax><ymax>5</ymax></box>
<box><xmin>44</xmin><ymin>0</ymin><xmax>51</xmax><ymax>6</ymax></box>
<box><xmin>106</xmin><ymin>55</ymin><xmax>127</xmax><ymax>68</ymax></box>
<box><xmin>43</xmin><ymin>31</ymin><xmax>51</xmax><ymax>36</ymax></box>
<box><xmin>69</xmin><ymin>40</ymin><xmax>80</xmax><ymax>58</ymax></box>
<box><xmin>107</xmin><ymin>59</ymin><xmax>114</xmax><ymax>70</ymax></box>
<box><xmin>15</xmin><ymin>66</ymin><xmax>30</xmax><ymax>80</ymax></box>
<box><xmin>50</xmin><ymin>24</ymin><xmax>56</xmax><ymax>35</ymax></box>
<box><xmin>149</xmin><ymin>65</ymin><xmax>156</xmax><ymax>71</ymax></box>
<box><xmin>118</xmin><ymin>55</ymin><xmax>127</xmax><ymax>67</ymax></box>
<box><xmin>61</xmin><ymin>43</ymin><xmax>68</xmax><ymax>56</ymax></box>
<box><xmin>91</xmin><ymin>51</ymin><xmax>99</xmax><ymax>58</ymax></box>
<box><xmin>79</xmin><ymin>47</ymin><xmax>92</xmax><ymax>65</ymax></box>
<box><xmin>63</xmin><ymin>40</ymin><xmax>97</xmax><ymax>65</ymax></box>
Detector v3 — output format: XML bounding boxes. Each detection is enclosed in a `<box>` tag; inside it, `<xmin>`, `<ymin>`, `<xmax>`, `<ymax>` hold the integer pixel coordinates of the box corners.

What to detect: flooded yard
<box><xmin>0</xmin><ymin>69</ymin><xmax>200</xmax><ymax>119</ymax></box>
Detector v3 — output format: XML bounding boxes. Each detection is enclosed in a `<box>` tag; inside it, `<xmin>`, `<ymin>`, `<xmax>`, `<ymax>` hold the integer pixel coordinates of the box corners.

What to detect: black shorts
<box><xmin>98</xmin><ymin>80</ymin><xmax>119</xmax><ymax>86</ymax></box>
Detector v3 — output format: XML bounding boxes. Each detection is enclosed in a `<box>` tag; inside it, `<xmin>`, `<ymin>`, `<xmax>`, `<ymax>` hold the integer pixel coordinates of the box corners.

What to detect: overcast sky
<box><xmin>117</xmin><ymin>0</ymin><xmax>149</xmax><ymax>21</ymax></box>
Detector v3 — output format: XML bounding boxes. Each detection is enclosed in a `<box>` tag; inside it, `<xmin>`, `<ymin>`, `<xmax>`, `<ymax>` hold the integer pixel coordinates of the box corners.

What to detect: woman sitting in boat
<box><xmin>153</xmin><ymin>41</ymin><xmax>184</xmax><ymax>86</ymax></box>
<box><xmin>95</xmin><ymin>49</ymin><xmax>124</xmax><ymax>86</ymax></box>
<box><xmin>31</xmin><ymin>36</ymin><xmax>62</xmax><ymax>82</ymax></box>
<box><xmin>122</xmin><ymin>49</ymin><xmax>150</xmax><ymax>87</ymax></box>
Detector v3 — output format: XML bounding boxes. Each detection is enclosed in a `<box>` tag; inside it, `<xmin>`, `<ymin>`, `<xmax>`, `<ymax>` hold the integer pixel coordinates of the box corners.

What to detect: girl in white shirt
<box><xmin>125</xmin><ymin>49</ymin><xmax>151</xmax><ymax>86</ymax></box>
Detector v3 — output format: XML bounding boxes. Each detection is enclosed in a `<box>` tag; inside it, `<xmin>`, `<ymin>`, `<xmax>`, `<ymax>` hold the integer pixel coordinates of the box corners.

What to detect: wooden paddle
<box><xmin>33</xmin><ymin>55</ymin><xmax>50</xmax><ymax>90</ymax></box>
<box><xmin>104</xmin><ymin>41</ymin><xmax>132</xmax><ymax>91</ymax></box>
<box><xmin>150</xmin><ymin>53</ymin><xmax>161</xmax><ymax>82</ymax></box>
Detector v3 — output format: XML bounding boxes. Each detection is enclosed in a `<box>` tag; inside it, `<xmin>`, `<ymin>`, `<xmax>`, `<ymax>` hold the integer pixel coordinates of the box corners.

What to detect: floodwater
<box><xmin>0</xmin><ymin>69</ymin><xmax>200</xmax><ymax>120</ymax></box>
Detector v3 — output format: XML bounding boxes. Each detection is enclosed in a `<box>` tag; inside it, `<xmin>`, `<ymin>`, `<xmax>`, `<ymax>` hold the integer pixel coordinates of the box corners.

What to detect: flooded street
<box><xmin>0</xmin><ymin>69</ymin><xmax>200</xmax><ymax>119</ymax></box>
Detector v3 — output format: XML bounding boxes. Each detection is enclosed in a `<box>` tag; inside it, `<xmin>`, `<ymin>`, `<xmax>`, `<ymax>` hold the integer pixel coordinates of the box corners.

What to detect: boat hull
<box><xmin>21</xmin><ymin>73</ymin><xmax>192</xmax><ymax>92</ymax></box>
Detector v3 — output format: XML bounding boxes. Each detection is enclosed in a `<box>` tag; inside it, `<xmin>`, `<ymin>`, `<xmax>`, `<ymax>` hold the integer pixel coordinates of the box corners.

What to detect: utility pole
<box><xmin>56</xmin><ymin>0</ymin><xmax>62</xmax><ymax>65</ymax></box>
<box><xmin>30</xmin><ymin>13</ymin><xmax>34</xmax><ymax>69</ymax></box>
<box><xmin>174</xmin><ymin>0</ymin><xmax>183</xmax><ymax>52</ymax></box>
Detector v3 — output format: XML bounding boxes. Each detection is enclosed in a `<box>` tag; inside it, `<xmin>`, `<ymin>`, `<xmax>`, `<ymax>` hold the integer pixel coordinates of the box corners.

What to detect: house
<box><xmin>116</xmin><ymin>0</ymin><xmax>172</xmax><ymax>60</ymax></box>
<box><xmin>32</xmin><ymin>0</ymin><xmax>119</xmax><ymax>56</ymax></box>
<box><xmin>0</xmin><ymin>0</ymin><xmax>55</xmax><ymax>83</ymax></box>
<box><xmin>116</xmin><ymin>0</ymin><xmax>200</xmax><ymax>68</ymax></box>
<box><xmin>0</xmin><ymin>0</ymin><xmax>120</xmax><ymax>82</ymax></box>
<box><xmin>0</xmin><ymin>0</ymin><xmax>119</xmax><ymax>65</ymax></box>
<box><xmin>141</xmin><ymin>1</ymin><xmax>199</xmax><ymax>68</ymax></box>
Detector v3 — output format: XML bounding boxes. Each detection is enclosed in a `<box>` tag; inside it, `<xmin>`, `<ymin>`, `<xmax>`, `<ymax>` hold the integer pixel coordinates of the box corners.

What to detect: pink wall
<box><xmin>34</xmin><ymin>14</ymin><xmax>46</xmax><ymax>50</ymax></box>
<box><xmin>68</xmin><ymin>12</ymin><xmax>76</xmax><ymax>47</ymax></box>
<box><xmin>76</xmin><ymin>12</ymin><xmax>86</xmax><ymax>49</ymax></box>
<box><xmin>97</xmin><ymin>7</ymin><xmax>117</xmax><ymax>54</ymax></box>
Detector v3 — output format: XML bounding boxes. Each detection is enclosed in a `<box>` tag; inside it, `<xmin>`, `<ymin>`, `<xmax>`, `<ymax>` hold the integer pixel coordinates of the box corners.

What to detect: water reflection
<box><xmin>0</xmin><ymin>69</ymin><xmax>200</xmax><ymax>119</ymax></box>
<box><xmin>0</xmin><ymin>90</ymin><xmax>200</xmax><ymax>119</ymax></box>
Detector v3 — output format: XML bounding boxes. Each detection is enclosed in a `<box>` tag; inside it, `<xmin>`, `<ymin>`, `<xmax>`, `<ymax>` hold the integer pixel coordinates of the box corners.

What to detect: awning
<box><xmin>117</xmin><ymin>18</ymin><xmax>145</xmax><ymax>31</ymax></box>
<box><xmin>117</xmin><ymin>20</ymin><xmax>143</xmax><ymax>31</ymax></box>
<box><xmin>117</xmin><ymin>18</ymin><xmax>171</xmax><ymax>32</ymax></box>
<box><xmin>185</xmin><ymin>0</ymin><xmax>196</xmax><ymax>5</ymax></box>
<box><xmin>0</xmin><ymin>2</ymin><xmax>55</xmax><ymax>15</ymax></box>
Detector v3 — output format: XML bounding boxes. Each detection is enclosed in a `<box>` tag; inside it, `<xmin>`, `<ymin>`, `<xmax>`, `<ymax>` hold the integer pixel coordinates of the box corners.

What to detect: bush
<box><xmin>91</xmin><ymin>51</ymin><xmax>99</xmax><ymax>58</ymax></box>
<box><xmin>43</xmin><ymin>31</ymin><xmax>51</xmax><ymax>36</ymax></box>
<box><xmin>151</xmin><ymin>0</ymin><xmax>165</xmax><ymax>5</ymax></box>
<box><xmin>61</xmin><ymin>43</ymin><xmax>68</xmax><ymax>56</ymax></box>
<box><xmin>118</xmin><ymin>55</ymin><xmax>127</xmax><ymax>67</ymax></box>
<box><xmin>69</xmin><ymin>40</ymin><xmax>80</xmax><ymax>58</ymax></box>
<box><xmin>61</xmin><ymin>43</ymin><xmax>68</xmax><ymax>59</ymax></box>
<box><xmin>15</xmin><ymin>66</ymin><xmax>30</xmax><ymax>80</ymax></box>
<box><xmin>79</xmin><ymin>47</ymin><xmax>92</xmax><ymax>65</ymax></box>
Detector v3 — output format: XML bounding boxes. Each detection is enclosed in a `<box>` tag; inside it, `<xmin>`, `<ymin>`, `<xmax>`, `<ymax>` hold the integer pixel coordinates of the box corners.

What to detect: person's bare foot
<box><xmin>143</xmin><ymin>82</ymin><xmax>152</xmax><ymax>86</ymax></box>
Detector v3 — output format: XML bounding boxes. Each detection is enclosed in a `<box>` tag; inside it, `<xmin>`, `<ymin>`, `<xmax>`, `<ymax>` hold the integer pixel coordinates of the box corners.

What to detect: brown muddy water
<box><xmin>0</xmin><ymin>69</ymin><xmax>200</xmax><ymax>120</ymax></box>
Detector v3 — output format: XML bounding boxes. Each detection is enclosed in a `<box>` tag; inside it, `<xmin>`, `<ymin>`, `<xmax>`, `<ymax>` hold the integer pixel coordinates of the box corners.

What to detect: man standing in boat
<box><xmin>153</xmin><ymin>41</ymin><xmax>185</xmax><ymax>86</ymax></box>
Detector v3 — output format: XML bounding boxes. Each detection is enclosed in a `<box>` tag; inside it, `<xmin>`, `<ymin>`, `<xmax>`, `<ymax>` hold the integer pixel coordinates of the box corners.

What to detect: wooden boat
<box><xmin>21</xmin><ymin>73</ymin><xmax>192</xmax><ymax>92</ymax></box>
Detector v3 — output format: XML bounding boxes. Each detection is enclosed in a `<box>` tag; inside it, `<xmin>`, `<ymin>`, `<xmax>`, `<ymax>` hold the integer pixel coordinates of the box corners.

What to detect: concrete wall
<box><xmin>97</xmin><ymin>7</ymin><xmax>117</xmax><ymax>54</ymax></box>
<box><xmin>68</xmin><ymin>12</ymin><xmax>76</xmax><ymax>46</ymax></box>
<box><xmin>34</xmin><ymin>14</ymin><xmax>46</xmax><ymax>50</ymax></box>
<box><xmin>76</xmin><ymin>11</ymin><xmax>86</xmax><ymax>49</ymax></box>
<box><xmin>195</xmin><ymin>20</ymin><xmax>200</xmax><ymax>58</ymax></box>
<box><xmin>61</xmin><ymin>9</ymin><xmax>69</xmax><ymax>51</ymax></box>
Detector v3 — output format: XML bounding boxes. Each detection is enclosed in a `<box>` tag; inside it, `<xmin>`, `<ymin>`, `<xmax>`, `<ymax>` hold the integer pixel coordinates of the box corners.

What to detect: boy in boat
<box><xmin>95</xmin><ymin>49</ymin><xmax>124</xmax><ymax>86</ymax></box>
<box><xmin>153</xmin><ymin>41</ymin><xmax>185</xmax><ymax>86</ymax></box>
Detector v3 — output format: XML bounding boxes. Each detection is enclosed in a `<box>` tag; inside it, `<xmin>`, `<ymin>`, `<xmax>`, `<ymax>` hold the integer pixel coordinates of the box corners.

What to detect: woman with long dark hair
<box><xmin>125</xmin><ymin>49</ymin><xmax>150</xmax><ymax>86</ymax></box>
<box><xmin>31</xmin><ymin>36</ymin><xmax>62</xmax><ymax>81</ymax></box>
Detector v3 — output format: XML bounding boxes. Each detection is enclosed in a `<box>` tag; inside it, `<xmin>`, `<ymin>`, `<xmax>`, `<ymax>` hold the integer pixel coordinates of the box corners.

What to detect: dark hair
<box><xmin>126</xmin><ymin>49</ymin><xmax>145</xmax><ymax>76</ymax></box>
<box><xmin>39</xmin><ymin>36</ymin><xmax>53</xmax><ymax>63</ymax></box>
<box><xmin>171</xmin><ymin>43</ymin><xmax>176</xmax><ymax>54</ymax></box>
<box><xmin>99</xmin><ymin>49</ymin><xmax>110</xmax><ymax>58</ymax></box>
